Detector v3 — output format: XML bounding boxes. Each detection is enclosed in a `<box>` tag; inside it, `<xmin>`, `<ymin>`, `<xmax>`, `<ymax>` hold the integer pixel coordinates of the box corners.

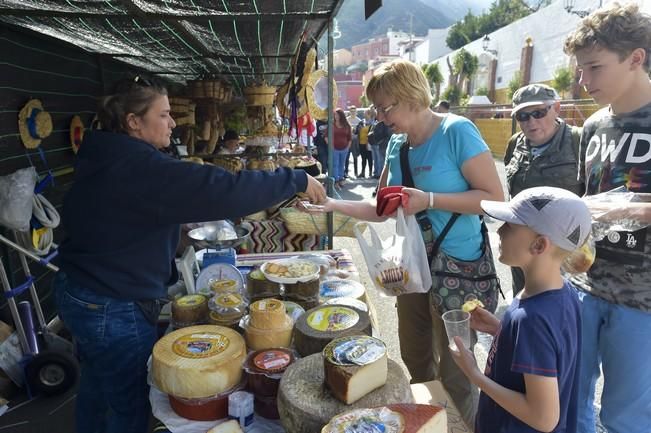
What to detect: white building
<box><xmin>425</xmin><ymin>0</ymin><xmax>651</xmax><ymax>103</ymax></box>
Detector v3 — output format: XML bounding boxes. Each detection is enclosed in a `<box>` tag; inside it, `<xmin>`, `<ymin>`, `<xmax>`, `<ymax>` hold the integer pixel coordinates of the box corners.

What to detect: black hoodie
<box><xmin>57</xmin><ymin>131</ymin><xmax>307</xmax><ymax>300</ymax></box>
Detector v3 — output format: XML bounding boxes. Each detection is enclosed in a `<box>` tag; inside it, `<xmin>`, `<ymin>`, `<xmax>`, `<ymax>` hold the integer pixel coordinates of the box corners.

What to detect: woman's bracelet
<box><xmin>429</xmin><ymin>192</ymin><xmax>435</xmax><ymax>209</ymax></box>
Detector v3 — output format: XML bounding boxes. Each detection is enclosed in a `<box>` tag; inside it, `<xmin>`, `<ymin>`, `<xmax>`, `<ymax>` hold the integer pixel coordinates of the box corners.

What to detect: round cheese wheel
<box><xmin>152</xmin><ymin>325</ymin><xmax>246</xmax><ymax>399</ymax></box>
<box><xmin>250</xmin><ymin>298</ymin><xmax>287</xmax><ymax>329</ymax></box>
<box><xmin>242</xmin><ymin>314</ymin><xmax>293</xmax><ymax>351</ymax></box>
<box><xmin>293</xmin><ymin>305</ymin><xmax>371</xmax><ymax>357</ymax></box>
<box><xmin>321</xmin><ymin>404</ymin><xmax>447</xmax><ymax>433</ymax></box>
<box><xmin>277</xmin><ymin>353</ymin><xmax>413</xmax><ymax>433</ymax></box>
<box><xmin>171</xmin><ymin>294</ymin><xmax>209</xmax><ymax>326</ymax></box>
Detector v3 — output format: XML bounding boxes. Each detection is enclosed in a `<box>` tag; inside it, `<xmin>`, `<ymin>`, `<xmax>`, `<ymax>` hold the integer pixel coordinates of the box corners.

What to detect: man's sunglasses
<box><xmin>514</xmin><ymin>105</ymin><xmax>552</xmax><ymax>122</ymax></box>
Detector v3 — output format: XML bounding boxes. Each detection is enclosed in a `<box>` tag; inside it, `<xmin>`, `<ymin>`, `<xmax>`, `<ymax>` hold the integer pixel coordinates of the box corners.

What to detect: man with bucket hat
<box><xmin>503</xmin><ymin>83</ymin><xmax>585</xmax><ymax>295</ymax></box>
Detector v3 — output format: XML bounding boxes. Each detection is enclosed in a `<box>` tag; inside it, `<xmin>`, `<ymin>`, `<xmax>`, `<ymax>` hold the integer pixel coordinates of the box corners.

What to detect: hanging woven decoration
<box><xmin>18</xmin><ymin>99</ymin><xmax>53</xmax><ymax>149</ymax></box>
<box><xmin>70</xmin><ymin>115</ymin><xmax>85</xmax><ymax>154</ymax></box>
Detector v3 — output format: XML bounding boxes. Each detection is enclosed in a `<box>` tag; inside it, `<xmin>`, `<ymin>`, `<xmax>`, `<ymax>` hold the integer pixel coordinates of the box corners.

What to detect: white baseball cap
<box><xmin>481</xmin><ymin>187</ymin><xmax>592</xmax><ymax>251</ymax></box>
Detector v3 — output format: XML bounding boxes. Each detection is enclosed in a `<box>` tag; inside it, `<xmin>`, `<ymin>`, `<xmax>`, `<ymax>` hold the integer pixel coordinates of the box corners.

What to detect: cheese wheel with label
<box><xmin>321</xmin><ymin>404</ymin><xmax>447</xmax><ymax>433</ymax></box>
<box><xmin>293</xmin><ymin>305</ymin><xmax>371</xmax><ymax>357</ymax></box>
<box><xmin>323</xmin><ymin>336</ymin><xmax>388</xmax><ymax>404</ymax></box>
<box><xmin>250</xmin><ymin>298</ymin><xmax>286</xmax><ymax>329</ymax></box>
<box><xmin>171</xmin><ymin>294</ymin><xmax>209</xmax><ymax>325</ymax></box>
<box><xmin>152</xmin><ymin>325</ymin><xmax>246</xmax><ymax>399</ymax></box>
<box><xmin>277</xmin><ymin>353</ymin><xmax>413</xmax><ymax>433</ymax></box>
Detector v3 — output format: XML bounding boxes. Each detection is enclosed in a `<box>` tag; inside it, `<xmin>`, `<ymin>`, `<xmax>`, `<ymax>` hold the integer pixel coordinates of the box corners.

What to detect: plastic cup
<box><xmin>442</xmin><ymin>309</ymin><xmax>471</xmax><ymax>350</ymax></box>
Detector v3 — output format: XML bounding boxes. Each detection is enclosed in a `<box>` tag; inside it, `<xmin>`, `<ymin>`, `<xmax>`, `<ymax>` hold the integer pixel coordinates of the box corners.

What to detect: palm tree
<box><xmin>551</xmin><ymin>66</ymin><xmax>573</xmax><ymax>99</ymax></box>
<box><xmin>424</xmin><ymin>63</ymin><xmax>444</xmax><ymax>102</ymax></box>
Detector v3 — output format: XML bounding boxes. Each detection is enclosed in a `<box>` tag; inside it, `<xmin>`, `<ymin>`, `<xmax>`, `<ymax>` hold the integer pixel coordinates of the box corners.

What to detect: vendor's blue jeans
<box><xmin>333</xmin><ymin>149</ymin><xmax>348</xmax><ymax>182</ymax></box>
<box><xmin>577</xmin><ymin>291</ymin><xmax>651</xmax><ymax>433</ymax></box>
<box><xmin>54</xmin><ymin>272</ymin><xmax>157</xmax><ymax>433</ymax></box>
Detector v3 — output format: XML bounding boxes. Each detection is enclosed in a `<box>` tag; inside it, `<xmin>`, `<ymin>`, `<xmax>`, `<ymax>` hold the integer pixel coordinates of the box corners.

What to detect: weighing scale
<box><xmin>186</xmin><ymin>221</ymin><xmax>251</xmax><ymax>295</ymax></box>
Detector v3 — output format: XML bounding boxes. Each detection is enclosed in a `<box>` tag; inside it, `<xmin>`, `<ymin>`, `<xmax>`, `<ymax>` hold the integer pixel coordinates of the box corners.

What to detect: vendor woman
<box><xmin>53</xmin><ymin>76</ymin><xmax>326</xmax><ymax>433</ymax></box>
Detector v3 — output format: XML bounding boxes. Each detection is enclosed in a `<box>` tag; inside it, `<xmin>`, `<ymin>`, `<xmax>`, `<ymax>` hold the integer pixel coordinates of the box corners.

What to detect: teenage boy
<box><xmin>451</xmin><ymin>186</ymin><xmax>592</xmax><ymax>433</ymax></box>
<box><xmin>564</xmin><ymin>3</ymin><xmax>651</xmax><ymax>433</ymax></box>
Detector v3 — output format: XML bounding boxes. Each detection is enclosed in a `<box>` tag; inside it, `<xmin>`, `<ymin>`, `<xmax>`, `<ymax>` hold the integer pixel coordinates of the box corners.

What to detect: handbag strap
<box><xmin>399</xmin><ymin>141</ymin><xmax>460</xmax><ymax>257</ymax></box>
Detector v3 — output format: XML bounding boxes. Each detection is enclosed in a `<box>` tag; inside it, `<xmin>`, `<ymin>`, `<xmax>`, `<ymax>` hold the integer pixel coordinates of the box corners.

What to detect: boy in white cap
<box><xmin>451</xmin><ymin>186</ymin><xmax>592</xmax><ymax>433</ymax></box>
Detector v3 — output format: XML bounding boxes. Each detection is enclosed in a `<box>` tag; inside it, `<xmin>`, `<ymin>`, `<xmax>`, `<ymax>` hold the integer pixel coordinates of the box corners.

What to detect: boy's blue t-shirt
<box><xmin>385</xmin><ymin>114</ymin><xmax>488</xmax><ymax>260</ymax></box>
<box><xmin>476</xmin><ymin>281</ymin><xmax>581</xmax><ymax>433</ymax></box>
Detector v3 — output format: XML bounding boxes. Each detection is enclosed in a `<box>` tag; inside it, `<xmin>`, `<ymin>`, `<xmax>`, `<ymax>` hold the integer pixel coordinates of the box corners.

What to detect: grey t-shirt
<box><xmin>572</xmin><ymin>102</ymin><xmax>651</xmax><ymax>312</ymax></box>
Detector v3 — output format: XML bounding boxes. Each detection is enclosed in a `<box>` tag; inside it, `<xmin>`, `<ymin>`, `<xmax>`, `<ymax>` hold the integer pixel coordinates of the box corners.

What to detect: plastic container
<box><xmin>168</xmin><ymin>377</ymin><xmax>246</xmax><ymax>421</ymax></box>
<box><xmin>244</xmin><ymin>348</ymin><xmax>295</xmax><ymax>397</ymax></box>
<box><xmin>228</xmin><ymin>390</ymin><xmax>254</xmax><ymax>430</ymax></box>
<box><xmin>240</xmin><ymin>315</ymin><xmax>293</xmax><ymax>351</ymax></box>
<box><xmin>282</xmin><ymin>301</ymin><xmax>305</xmax><ymax>323</ymax></box>
<box><xmin>209</xmin><ymin>293</ymin><xmax>248</xmax><ymax>321</ymax></box>
<box><xmin>208</xmin><ymin>311</ymin><xmax>243</xmax><ymax>333</ymax></box>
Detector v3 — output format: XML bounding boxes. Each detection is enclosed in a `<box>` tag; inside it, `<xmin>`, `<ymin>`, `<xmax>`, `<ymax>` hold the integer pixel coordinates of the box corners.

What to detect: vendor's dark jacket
<box><xmin>57</xmin><ymin>131</ymin><xmax>307</xmax><ymax>301</ymax></box>
<box><xmin>504</xmin><ymin>120</ymin><xmax>584</xmax><ymax>197</ymax></box>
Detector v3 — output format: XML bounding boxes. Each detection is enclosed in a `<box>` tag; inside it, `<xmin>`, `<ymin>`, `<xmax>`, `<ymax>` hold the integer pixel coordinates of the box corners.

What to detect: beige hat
<box><xmin>18</xmin><ymin>99</ymin><xmax>53</xmax><ymax>149</ymax></box>
<box><xmin>70</xmin><ymin>115</ymin><xmax>85</xmax><ymax>154</ymax></box>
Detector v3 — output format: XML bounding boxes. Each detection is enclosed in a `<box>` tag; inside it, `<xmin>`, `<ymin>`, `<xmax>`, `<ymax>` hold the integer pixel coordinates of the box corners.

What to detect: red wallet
<box><xmin>376</xmin><ymin>186</ymin><xmax>409</xmax><ymax>216</ymax></box>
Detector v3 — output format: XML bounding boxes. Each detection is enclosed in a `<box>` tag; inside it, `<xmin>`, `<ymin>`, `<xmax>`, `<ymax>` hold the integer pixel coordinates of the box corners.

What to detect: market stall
<box><xmin>0</xmin><ymin>2</ymin><xmax>460</xmax><ymax>432</ymax></box>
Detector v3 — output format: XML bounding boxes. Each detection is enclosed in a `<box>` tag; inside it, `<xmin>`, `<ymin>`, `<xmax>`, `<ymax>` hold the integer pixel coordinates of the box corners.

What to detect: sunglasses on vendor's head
<box><xmin>114</xmin><ymin>75</ymin><xmax>154</xmax><ymax>94</ymax></box>
<box><xmin>370</xmin><ymin>102</ymin><xmax>398</xmax><ymax>115</ymax></box>
<box><xmin>514</xmin><ymin>105</ymin><xmax>553</xmax><ymax>122</ymax></box>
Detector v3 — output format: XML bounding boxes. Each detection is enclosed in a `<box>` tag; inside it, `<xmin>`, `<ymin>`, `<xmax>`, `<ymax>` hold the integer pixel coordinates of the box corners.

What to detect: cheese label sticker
<box><xmin>254</xmin><ymin>299</ymin><xmax>282</xmax><ymax>312</ymax></box>
<box><xmin>306</xmin><ymin>307</ymin><xmax>359</xmax><ymax>332</ymax></box>
<box><xmin>319</xmin><ymin>279</ymin><xmax>365</xmax><ymax>300</ymax></box>
<box><xmin>177</xmin><ymin>295</ymin><xmax>205</xmax><ymax>307</ymax></box>
<box><xmin>209</xmin><ymin>279</ymin><xmax>237</xmax><ymax>292</ymax></box>
<box><xmin>324</xmin><ymin>335</ymin><xmax>386</xmax><ymax>366</ymax></box>
<box><xmin>215</xmin><ymin>293</ymin><xmax>243</xmax><ymax>308</ymax></box>
<box><xmin>253</xmin><ymin>350</ymin><xmax>292</xmax><ymax>372</ymax></box>
<box><xmin>324</xmin><ymin>407</ymin><xmax>403</xmax><ymax>433</ymax></box>
<box><xmin>172</xmin><ymin>332</ymin><xmax>230</xmax><ymax>359</ymax></box>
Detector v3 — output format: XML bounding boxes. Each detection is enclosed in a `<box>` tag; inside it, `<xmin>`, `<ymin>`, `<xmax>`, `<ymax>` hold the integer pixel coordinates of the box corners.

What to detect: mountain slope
<box><xmin>333</xmin><ymin>0</ymin><xmax>455</xmax><ymax>49</ymax></box>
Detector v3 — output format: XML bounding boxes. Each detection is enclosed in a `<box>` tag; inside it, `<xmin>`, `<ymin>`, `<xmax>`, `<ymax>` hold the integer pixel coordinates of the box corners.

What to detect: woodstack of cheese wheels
<box><xmin>241</xmin><ymin>299</ymin><xmax>293</xmax><ymax>350</ymax></box>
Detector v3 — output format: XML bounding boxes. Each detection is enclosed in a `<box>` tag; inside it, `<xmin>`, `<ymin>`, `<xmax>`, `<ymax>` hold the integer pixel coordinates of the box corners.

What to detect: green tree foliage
<box><xmin>442</xmin><ymin>86</ymin><xmax>462</xmax><ymax>105</ymax></box>
<box><xmin>507</xmin><ymin>70</ymin><xmax>523</xmax><ymax>100</ymax></box>
<box><xmin>551</xmin><ymin>66</ymin><xmax>574</xmax><ymax>99</ymax></box>
<box><xmin>453</xmin><ymin>49</ymin><xmax>479</xmax><ymax>95</ymax></box>
<box><xmin>475</xmin><ymin>86</ymin><xmax>489</xmax><ymax>96</ymax></box>
<box><xmin>446</xmin><ymin>0</ymin><xmax>537</xmax><ymax>50</ymax></box>
<box><xmin>424</xmin><ymin>63</ymin><xmax>444</xmax><ymax>101</ymax></box>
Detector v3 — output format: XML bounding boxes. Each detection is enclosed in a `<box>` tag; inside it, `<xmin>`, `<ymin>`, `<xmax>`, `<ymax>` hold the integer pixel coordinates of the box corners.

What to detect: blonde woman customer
<box><xmin>307</xmin><ymin>59</ymin><xmax>503</xmax><ymax>425</ymax></box>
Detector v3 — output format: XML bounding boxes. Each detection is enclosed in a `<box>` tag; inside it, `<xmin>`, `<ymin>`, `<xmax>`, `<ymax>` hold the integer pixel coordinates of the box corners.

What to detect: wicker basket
<box><xmin>244</xmin><ymin>83</ymin><xmax>276</xmax><ymax>106</ymax></box>
<box><xmin>280</xmin><ymin>207</ymin><xmax>361</xmax><ymax>238</ymax></box>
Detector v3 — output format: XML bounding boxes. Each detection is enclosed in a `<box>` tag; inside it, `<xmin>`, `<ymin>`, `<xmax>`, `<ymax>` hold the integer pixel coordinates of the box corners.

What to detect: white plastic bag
<box><xmin>355</xmin><ymin>208</ymin><xmax>432</xmax><ymax>296</ymax></box>
<box><xmin>0</xmin><ymin>167</ymin><xmax>36</xmax><ymax>231</ymax></box>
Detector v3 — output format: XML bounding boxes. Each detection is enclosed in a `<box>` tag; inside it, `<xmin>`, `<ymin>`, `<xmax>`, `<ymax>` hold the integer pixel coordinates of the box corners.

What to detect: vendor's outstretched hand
<box><xmin>469</xmin><ymin>307</ymin><xmax>501</xmax><ymax>336</ymax></box>
<box><xmin>400</xmin><ymin>187</ymin><xmax>429</xmax><ymax>215</ymax></box>
<box><xmin>296</xmin><ymin>197</ymin><xmax>335</xmax><ymax>213</ymax></box>
<box><xmin>305</xmin><ymin>174</ymin><xmax>327</xmax><ymax>204</ymax></box>
<box><xmin>449</xmin><ymin>336</ymin><xmax>481</xmax><ymax>383</ymax></box>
